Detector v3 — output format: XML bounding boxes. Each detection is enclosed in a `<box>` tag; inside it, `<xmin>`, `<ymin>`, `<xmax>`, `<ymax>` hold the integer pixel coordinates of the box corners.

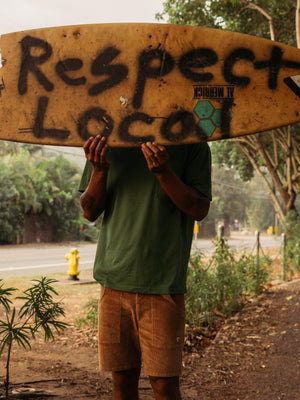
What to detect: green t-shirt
<box><xmin>79</xmin><ymin>143</ymin><xmax>211</xmax><ymax>294</ymax></box>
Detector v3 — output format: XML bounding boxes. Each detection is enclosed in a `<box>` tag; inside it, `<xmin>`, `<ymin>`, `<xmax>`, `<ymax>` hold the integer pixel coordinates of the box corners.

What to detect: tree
<box><xmin>201</xmin><ymin>166</ymin><xmax>251</xmax><ymax>236</ymax></box>
<box><xmin>157</xmin><ymin>0</ymin><xmax>296</xmax><ymax>44</ymax></box>
<box><xmin>0</xmin><ymin>144</ymin><xmax>85</xmax><ymax>243</ymax></box>
<box><xmin>28</xmin><ymin>154</ymin><xmax>82</xmax><ymax>241</ymax></box>
<box><xmin>157</xmin><ymin>0</ymin><xmax>300</xmax><ymax>224</ymax></box>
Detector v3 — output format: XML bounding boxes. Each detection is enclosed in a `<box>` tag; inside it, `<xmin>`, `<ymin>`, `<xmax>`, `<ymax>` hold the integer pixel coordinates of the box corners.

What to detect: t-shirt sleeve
<box><xmin>78</xmin><ymin>161</ymin><xmax>93</xmax><ymax>193</ymax></box>
<box><xmin>183</xmin><ymin>143</ymin><xmax>212</xmax><ymax>201</ymax></box>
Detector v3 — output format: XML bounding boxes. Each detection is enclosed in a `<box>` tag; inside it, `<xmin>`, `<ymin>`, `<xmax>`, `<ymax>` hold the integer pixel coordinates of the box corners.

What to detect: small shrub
<box><xmin>76</xmin><ymin>297</ymin><xmax>98</xmax><ymax>330</ymax></box>
<box><xmin>0</xmin><ymin>277</ymin><xmax>68</xmax><ymax>399</ymax></box>
<box><xmin>284</xmin><ymin>210</ymin><xmax>300</xmax><ymax>272</ymax></box>
<box><xmin>186</xmin><ymin>240</ymin><xmax>270</xmax><ymax>327</ymax></box>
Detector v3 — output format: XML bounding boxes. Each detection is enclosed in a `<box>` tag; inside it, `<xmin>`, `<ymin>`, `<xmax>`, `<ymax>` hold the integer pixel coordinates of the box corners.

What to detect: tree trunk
<box><xmin>296</xmin><ymin>0</ymin><xmax>300</xmax><ymax>48</ymax></box>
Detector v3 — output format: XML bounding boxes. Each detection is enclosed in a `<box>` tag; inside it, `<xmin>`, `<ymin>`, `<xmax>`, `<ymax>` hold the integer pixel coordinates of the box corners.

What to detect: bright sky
<box><xmin>0</xmin><ymin>0</ymin><xmax>165</xmax><ymax>35</ymax></box>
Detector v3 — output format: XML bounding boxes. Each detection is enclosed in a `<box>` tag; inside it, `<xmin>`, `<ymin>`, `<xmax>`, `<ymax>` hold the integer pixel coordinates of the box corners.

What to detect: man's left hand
<box><xmin>141</xmin><ymin>142</ymin><xmax>169</xmax><ymax>174</ymax></box>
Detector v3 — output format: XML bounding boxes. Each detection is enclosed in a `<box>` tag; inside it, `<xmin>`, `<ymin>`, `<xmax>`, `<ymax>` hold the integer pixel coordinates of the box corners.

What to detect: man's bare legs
<box><xmin>149</xmin><ymin>376</ymin><xmax>182</xmax><ymax>400</ymax></box>
<box><xmin>112</xmin><ymin>367</ymin><xmax>140</xmax><ymax>400</ymax></box>
<box><xmin>112</xmin><ymin>369</ymin><xmax>181</xmax><ymax>400</ymax></box>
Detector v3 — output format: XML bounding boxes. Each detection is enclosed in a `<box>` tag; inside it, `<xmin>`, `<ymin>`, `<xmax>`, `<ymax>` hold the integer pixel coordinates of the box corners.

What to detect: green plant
<box><xmin>0</xmin><ymin>277</ymin><xmax>68</xmax><ymax>399</ymax></box>
<box><xmin>186</xmin><ymin>240</ymin><xmax>270</xmax><ymax>327</ymax></box>
<box><xmin>186</xmin><ymin>251</ymin><xmax>218</xmax><ymax>326</ymax></box>
<box><xmin>237</xmin><ymin>252</ymin><xmax>271</xmax><ymax>296</ymax></box>
<box><xmin>284</xmin><ymin>210</ymin><xmax>300</xmax><ymax>272</ymax></box>
<box><xmin>76</xmin><ymin>297</ymin><xmax>98</xmax><ymax>331</ymax></box>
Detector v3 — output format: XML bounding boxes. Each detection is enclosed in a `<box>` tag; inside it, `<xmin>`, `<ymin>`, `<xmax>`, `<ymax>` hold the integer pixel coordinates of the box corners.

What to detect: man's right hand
<box><xmin>80</xmin><ymin>135</ymin><xmax>109</xmax><ymax>221</ymax></box>
<box><xmin>83</xmin><ymin>135</ymin><xmax>110</xmax><ymax>172</ymax></box>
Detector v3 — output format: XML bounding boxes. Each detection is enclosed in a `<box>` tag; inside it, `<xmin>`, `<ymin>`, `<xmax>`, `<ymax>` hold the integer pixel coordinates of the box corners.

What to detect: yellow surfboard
<box><xmin>1</xmin><ymin>23</ymin><xmax>300</xmax><ymax>147</ymax></box>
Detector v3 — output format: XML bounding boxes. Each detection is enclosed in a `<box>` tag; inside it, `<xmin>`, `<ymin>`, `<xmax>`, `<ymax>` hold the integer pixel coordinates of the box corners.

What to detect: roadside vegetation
<box><xmin>0</xmin><ymin>141</ymin><xmax>98</xmax><ymax>244</ymax></box>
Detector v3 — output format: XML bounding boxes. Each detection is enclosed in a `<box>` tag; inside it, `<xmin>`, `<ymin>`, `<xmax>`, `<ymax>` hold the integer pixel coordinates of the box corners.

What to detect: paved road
<box><xmin>0</xmin><ymin>235</ymin><xmax>282</xmax><ymax>278</ymax></box>
<box><xmin>192</xmin><ymin>233</ymin><xmax>282</xmax><ymax>253</ymax></box>
<box><xmin>0</xmin><ymin>243</ymin><xmax>96</xmax><ymax>279</ymax></box>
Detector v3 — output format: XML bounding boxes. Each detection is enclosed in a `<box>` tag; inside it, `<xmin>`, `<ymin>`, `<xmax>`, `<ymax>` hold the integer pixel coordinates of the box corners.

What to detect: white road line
<box><xmin>0</xmin><ymin>260</ymin><xmax>93</xmax><ymax>272</ymax></box>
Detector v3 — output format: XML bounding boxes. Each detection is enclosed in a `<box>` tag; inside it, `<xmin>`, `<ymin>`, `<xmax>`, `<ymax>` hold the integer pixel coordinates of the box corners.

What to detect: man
<box><xmin>79</xmin><ymin>134</ymin><xmax>211</xmax><ymax>400</ymax></box>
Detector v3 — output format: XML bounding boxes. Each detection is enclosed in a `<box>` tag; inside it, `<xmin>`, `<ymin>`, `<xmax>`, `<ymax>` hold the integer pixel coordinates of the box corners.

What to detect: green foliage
<box><xmin>0</xmin><ymin>277</ymin><xmax>68</xmax><ymax>399</ymax></box>
<box><xmin>211</xmin><ymin>140</ymin><xmax>254</xmax><ymax>182</ymax></box>
<box><xmin>17</xmin><ymin>277</ymin><xmax>68</xmax><ymax>341</ymax></box>
<box><xmin>207</xmin><ymin>166</ymin><xmax>251</xmax><ymax>233</ymax></box>
<box><xmin>157</xmin><ymin>0</ymin><xmax>296</xmax><ymax>45</ymax></box>
<box><xmin>0</xmin><ymin>160</ymin><xmax>25</xmax><ymax>243</ymax></box>
<box><xmin>244</xmin><ymin>175</ymin><xmax>275</xmax><ymax>231</ymax></box>
<box><xmin>0</xmin><ymin>143</ymin><xmax>86</xmax><ymax>243</ymax></box>
<box><xmin>30</xmin><ymin>155</ymin><xmax>82</xmax><ymax>241</ymax></box>
<box><xmin>186</xmin><ymin>240</ymin><xmax>270</xmax><ymax>326</ymax></box>
<box><xmin>283</xmin><ymin>210</ymin><xmax>300</xmax><ymax>271</ymax></box>
<box><xmin>0</xmin><ymin>282</ymin><xmax>17</xmax><ymax>314</ymax></box>
<box><xmin>78</xmin><ymin>218</ymin><xmax>100</xmax><ymax>243</ymax></box>
<box><xmin>200</xmin><ymin>165</ymin><xmax>274</xmax><ymax>236</ymax></box>
<box><xmin>186</xmin><ymin>252</ymin><xmax>219</xmax><ymax>324</ymax></box>
<box><xmin>157</xmin><ymin>0</ymin><xmax>219</xmax><ymax>27</ymax></box>
<box><xmin>76</xmin><ymin>297</ymin><xmax>99</xmax><ymax>329</ymax></box>
<box><xmin>247</xmin><ymin>198</ymin><xmax>274</xmax><ymax>231</ymax></box>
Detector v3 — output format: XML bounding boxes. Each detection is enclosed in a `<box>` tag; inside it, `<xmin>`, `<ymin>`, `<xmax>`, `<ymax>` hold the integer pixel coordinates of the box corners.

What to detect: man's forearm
<box><xmin>155</xmin><ymin>167</ymin><xmax>210</xmax><ymax>221</ymax></box>
<box><xmin>80</xmin><ymin>170</ymin><xmax>108</xmax><ymax>222</ymax></box>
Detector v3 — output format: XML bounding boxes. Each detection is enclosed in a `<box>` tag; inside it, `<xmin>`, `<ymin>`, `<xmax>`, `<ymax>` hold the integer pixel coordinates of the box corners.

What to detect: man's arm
<box><xmin>141</xmin><ymin>142</ymin><xmax>210</xmax><ymax>221</ymax></box>
<box><xmin>80</xmin><ymin>135</ymin><xmax>110</xmax><ymax>222</ymax></box>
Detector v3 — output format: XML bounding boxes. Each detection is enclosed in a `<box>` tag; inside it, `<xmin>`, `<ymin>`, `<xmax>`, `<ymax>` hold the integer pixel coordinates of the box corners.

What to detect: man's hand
<box><xmin>80</xmin><ymin>135</ymin><xmax>109</xmax><ymax>222</ymax></box>
<box><xmin>141</xmin><ymin>142</ymin><xmax>169</xmax><ymax>174</ymax></box>
<box><xmin>141</xmin><ymin>141</ymin><xmax>210</xmax><ymax>221</ymax></box>
<box><xmin>83</xmin><ymin>135</ymin><xmax>110</xmax><ymax>172</ymax></box>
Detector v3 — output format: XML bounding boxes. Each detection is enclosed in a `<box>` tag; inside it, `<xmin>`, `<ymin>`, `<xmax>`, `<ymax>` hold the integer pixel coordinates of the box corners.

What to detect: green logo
<box><xmin>193</xmin><ymin>100</ymin><xmax>224</xmax><ymax>137</ymax></box>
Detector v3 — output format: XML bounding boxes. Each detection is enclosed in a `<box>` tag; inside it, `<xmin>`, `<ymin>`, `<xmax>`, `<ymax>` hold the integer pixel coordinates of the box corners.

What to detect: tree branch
<box><xmin>240</xmin><ymin>0</ymin><xmax>276</xmax><ymax>40</ymax></box>
<box><xmin>296</xmin><ymin>0</ymin><xmax>300</xmax><ymax>48</ymax></box>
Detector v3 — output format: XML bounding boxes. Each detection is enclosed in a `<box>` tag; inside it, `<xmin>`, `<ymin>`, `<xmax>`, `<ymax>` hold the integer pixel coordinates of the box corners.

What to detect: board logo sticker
<box><xmin>284</xmin><ymin>75</ymin><xmax>300</xmax><ymax>98</ymax></box>
<box><xmin>193</xmin><ymin>100</ymin><xmax>233</xmax><ymax>138</ymax></box>
<box><xmin>192</xmin><ymin>85</ymin><xmax>235</xmax><ymax>137</ymax></box>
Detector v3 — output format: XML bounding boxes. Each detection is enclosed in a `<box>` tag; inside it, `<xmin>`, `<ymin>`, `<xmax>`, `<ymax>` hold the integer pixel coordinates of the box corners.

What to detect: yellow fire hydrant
<box><xmin>65</xmin><ymin>248</ymin><xmax>80</xmax><ymax>280</ymax></box>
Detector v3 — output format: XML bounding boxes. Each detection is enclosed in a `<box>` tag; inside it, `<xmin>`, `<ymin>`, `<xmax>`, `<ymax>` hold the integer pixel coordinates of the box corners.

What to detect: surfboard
<box><xmin>1</xmin><ymin>23</ymin><xmax>300</xmax><ymax>147</ymax></box>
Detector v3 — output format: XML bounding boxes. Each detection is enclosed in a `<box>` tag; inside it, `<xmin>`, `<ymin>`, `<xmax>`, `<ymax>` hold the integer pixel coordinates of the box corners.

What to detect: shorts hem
<box><xmin>144</xmin><ymin>369</ymin><xmax>182</xmax><ymax>378</ymax></box>
<box><xmin>99</xmin><ymin>362</ymin><xmax>141</xmax><ymax>372</ymax></box>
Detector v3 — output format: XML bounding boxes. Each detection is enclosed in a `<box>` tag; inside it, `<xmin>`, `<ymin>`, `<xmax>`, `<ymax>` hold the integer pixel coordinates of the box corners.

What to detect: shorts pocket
<box><xmin>98</xmin><ymin>287</ymin><xmax>121</xmax><ymax>344</ymax></box>
<box><xmin>152</xmin><ymin>294</ymin><xmax>185</xmax><ymax>349</ymax></box>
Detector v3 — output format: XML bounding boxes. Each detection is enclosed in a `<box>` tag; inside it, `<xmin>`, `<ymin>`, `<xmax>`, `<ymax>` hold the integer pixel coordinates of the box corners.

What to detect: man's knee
<box><xmin>112</xmin><ymin>367</ymin><xmax>140</xmax><ymax>392</ymax></box>
<box><xmin>149</xmin><ymin>376</ymin><xmax>182</xmax><ymax>400</ymax></box>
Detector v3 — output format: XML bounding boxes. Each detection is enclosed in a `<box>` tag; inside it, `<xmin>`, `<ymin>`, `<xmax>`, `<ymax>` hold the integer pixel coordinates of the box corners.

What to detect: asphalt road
<box><xmin>0</xmin><ymin>235</ymin><xmax>282</xmax><ymax>279</ymax></box>
<box><xmin>0</xmin><ymin>243</ymin><xmax>96</xmax><ymax>279</ymax></box>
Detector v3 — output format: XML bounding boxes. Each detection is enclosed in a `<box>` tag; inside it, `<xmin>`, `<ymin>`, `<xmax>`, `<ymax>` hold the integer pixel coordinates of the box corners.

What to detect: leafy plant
<box><xmin>0</xmin><ymin>277</ymin><xmax>68</xmax><ymax>399</ymax></box>
<box><xmin>281</xmin><ymin>210</ymin><xmax>300</xmax><ymax>278</ymax></box>
<box><xmin>0</xmin><ymin>144</ymin><xmax>84</xmax><ymax>244</ymax></box>
<box><xmin>186</xmin><ymin>240</ymin><xmax>270</xmax><ymax>327</ymax></box>
<box><xmin>76</xmin><ymin>297</ymin><xmax>98</xmax><ymax>331</ymax></box>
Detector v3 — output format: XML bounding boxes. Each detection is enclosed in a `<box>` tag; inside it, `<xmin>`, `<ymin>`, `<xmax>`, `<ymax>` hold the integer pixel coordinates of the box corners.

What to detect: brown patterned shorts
<box><xmin>98</xmin><ymin>286</ymin><xmax>186</xmax><ymax>377</ymax></box>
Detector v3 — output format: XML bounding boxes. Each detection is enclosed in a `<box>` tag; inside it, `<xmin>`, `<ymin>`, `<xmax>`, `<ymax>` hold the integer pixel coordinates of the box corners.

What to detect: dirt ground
<box><xmin>1</xmin><ymin>274</ymin><xmax>300</xmax><ymax>400</ymax></box>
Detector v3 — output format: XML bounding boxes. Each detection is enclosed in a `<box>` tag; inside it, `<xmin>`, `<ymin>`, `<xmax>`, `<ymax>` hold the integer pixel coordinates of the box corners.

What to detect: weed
<box><xmin>76</xmin><ymin>297</ymin><xmax>98</xmax><ymax>330</ymax></box>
